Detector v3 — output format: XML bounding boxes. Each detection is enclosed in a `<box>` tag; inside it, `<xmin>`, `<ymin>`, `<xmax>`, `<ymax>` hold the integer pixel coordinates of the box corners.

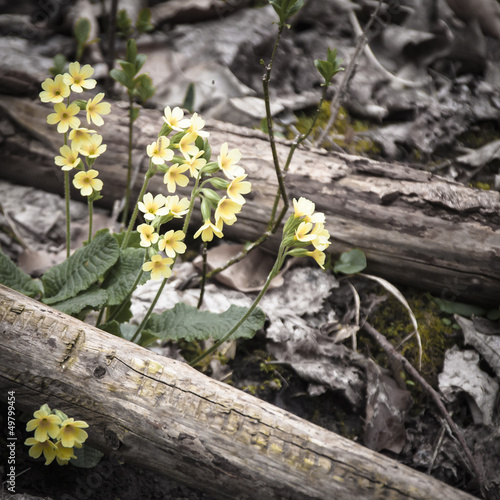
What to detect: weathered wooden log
<box><xmin>0</xmin><ymin>96</ymin><xmax>499</xmax><ymax>305</ymax></box>
<box><xmin>0</xmin><ymin>284</ymin><xmax>477</xmax><ymax>500</ymax></box>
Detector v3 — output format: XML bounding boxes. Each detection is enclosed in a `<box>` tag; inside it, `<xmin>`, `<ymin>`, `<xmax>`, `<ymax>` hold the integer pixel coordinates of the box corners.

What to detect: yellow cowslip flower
<box><xmin>63</xmin><ymin>62</ymin><xmax>97</xmax><ymax>93</ymax></box>
<box><xmin>193</xmin><ymin>218</ymin><xmax>223</xmax><ymax>242</ymax></box>
<box><xmin>165</xmin><ymin>195</ymin><xmax>190</xmax><ymax>218</ymax></box>
<box><xmin>146</xmin><ymin>136</ymin><xmax>174</xmax><ymax>165</ymax></box>
<box><xmin>183</xmin><ymin>149</ymin><xmax>206</xmax><ymax>177</ymax></box>
<box><xmin>178</xmin><ymin>132</ymin><xmax>199</xmax><ymax>159</ymax></box>
<box><xmin>47</xmin><ymin>102</ymin><xmax>81</xmax><ymax>134</ymax></box>
<box><xmin>138</xmin><ymin>193</ymin><xmax>169</xmax><ymax>221</ymax></box>
<box><xmin>86</xmin><ymin>93</ymin><xmax>111</xmax><ymax>126</ymax></box>
<box><xmin>158</xmin><ymin>230</ymin><xmax>186</xmax><ymax>258</ymax></box>
<box><xmin>25</xmin><ymin>437</ymin><xmax>57</xmax><ymax>465</ymax></box>
<box><xmin>307</xmin><ymin>248</ymin><xmax>326</xmax><ymax>269</ymax></box>
<box><xmin>293</xmin><ymin>197</ymin><xmax>315</xmax><ymax>218</ymax></box>
<box><xmin>39</xmin><ymin>74</ymin><xmax>70</xmax><ymax>103</ymax></box>
<box><xmin>73</xmin><ymin>169</ymin><xmax>103</xmax><ymax>196</ymax></box>
<box><xmin>164</xmin><ymin>163</ymin><xmax>189</xmax><ymax>193</ymax></box>
<box><xmin>163</xmin><ymin>106</ymin><xmax>191</xmax><ymax>131</ymax></box>
<box><xmin>294</xmin><ymin>221</ymin><xmax>316</xmax><ymax>243</ymax></box>
<box><xmin>69</xmin><ymin>127</ymin><xmax>96</xmax><ymax>150</ymax></box>
<box><xmin>186</xmin><ymin>112</ymin><xmax>209</xmax><ymax>138</ymax></box>
<box><xmin>215</xmin><ymin>197</ymin><xmax>241</xmax><ymax>226</ymax></box>
<box><xmin>26</xmin><ymin>408</ymin><xmax>62</xmax><ymax>442</ymax></box>
<box><xmin>227</xmin><ymin>174</ymin><xmax>251</xmax><ymax>205</ymax></box>
<box><xmin>218</xmin><ymin>143</ymin><xmax>243</xmax><ymax>179</ymax></box>
<box><xmin>55</xmin><ymin>144</ymin><xmax>81</xmax><ymax>171</ymax></box>
<box><xmin>54</xmin><ymin>440</ymin><xmax>77</xmax><ymax>466</ymax></box>
<box><xmin>143</xmin><ymin>254</ymin><xmax>173</xmax><ymax>280</ymax></box>
<box><xmin>57</xmin><ymin>418</ymin><xmax>89</xmax><ymax>448</ymax></box>
<box><xmin>311</xmin><ymin>223</ymin><xmax>330</xmax><ymax>251</ymax></box>
<box><xmin>79</xmin><ymin>134</ymin><xmax>107</xmax><ymax>158</ymax></box>
<box><xmin>137</xmin><ymin>223</ymin><xmax>159</xmax><ymax>248</ymax></box>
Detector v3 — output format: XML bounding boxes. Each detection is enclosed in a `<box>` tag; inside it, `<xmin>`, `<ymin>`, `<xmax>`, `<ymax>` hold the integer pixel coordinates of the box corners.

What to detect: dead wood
<box><xmin>0</xmin><ymin>284</ymin><xmax>478</xmax><ymax>500</ymax></box>
<box><xmin>0</xmin><ymin>96</ymin><xmax>499</xmax><ymax>305</ymax></box>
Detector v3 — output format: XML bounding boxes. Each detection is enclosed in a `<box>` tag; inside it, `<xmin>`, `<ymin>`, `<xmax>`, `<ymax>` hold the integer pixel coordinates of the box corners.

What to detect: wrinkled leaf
<box><xmin>433</xmin><ymin>297</ymin><xmax>486</xmax><ymax>317</ymax></box>
<box><xmin>0</xmin><ymin>248</ymin><xmax>41</xmax><ymax>298</ymax></box>
<box><xmin>334</xmin><ymin>249</ymin><xmax>366</xmax><ymax>274</ymax></box>
<box><xmin>145</xmin><ymin>303</ymin><xmax>265</xmax><ymax>342</ymax></box>
<box><xmin>72</xmin><ymin>444</ymin><xmax>104</xmax><ymax>468</ymax></box>
<box><xmin>51</xmin><ymin>287</ymin><xmax>108</xmax><ymax>316</ymax></box>
<box><xmin>42</xmin><ymin>229</ymin><xmax>119</xmax><ymax>304</ymax></box>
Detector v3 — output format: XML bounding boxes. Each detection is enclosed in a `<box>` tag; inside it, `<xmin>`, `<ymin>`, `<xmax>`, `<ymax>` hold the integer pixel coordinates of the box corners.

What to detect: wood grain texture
<box><xmin>0</xmin><ymin>96</ymin><xmax>499</xmax><ymax>304</ymax></box>
<box><xmin>0</xmin><ymin>284</ymin><xmax>477</xmax><ymax>500</ymax></box>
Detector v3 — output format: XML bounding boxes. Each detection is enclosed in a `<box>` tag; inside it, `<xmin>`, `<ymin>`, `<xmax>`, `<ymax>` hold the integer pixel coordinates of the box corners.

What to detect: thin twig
<box><xmin>362</xmin><ymin>321</ymin><xmax>486</xmax><ymax>498</ymax></box>
<box><xmin>197</xmin><ymin>241</ymin><xmax>208</xmax><ymax>309</ymax></box>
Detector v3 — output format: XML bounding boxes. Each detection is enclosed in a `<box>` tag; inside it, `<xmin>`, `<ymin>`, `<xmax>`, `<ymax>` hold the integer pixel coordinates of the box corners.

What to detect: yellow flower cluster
<box><xmin>24</xmin><ymin>404</ymin><xmax>89</xmax><ymax>466</ymax></box>
<box><xmin>283</xmin><ymin>197</ymin><xmax>331</xmax><ymax>269</ymax></box>
<box><xmin>40</xmin><ymin>62</ymin><xmax>111</xmax><ymax>197</ymax></box>
<box><xmin>139</xmin><ymin>106</ymin><xmax>252</xmax><ymax>278</ymax></box>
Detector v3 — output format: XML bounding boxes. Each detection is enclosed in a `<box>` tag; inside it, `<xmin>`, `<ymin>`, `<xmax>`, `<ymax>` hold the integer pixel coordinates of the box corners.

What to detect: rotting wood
<box><xmin>0</xmin><ymin>284</ymin><xmax>478</xmax><ymax>500</ymax></box>
<box><xmin>0</xmin><ymin>96</ymin><xmax>499</xmax><ymax>305</ymax></box>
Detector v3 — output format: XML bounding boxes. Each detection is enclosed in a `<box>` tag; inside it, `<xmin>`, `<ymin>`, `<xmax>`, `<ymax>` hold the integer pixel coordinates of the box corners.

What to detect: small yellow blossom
<box><xmin>306</xmin><ymin>248</ymin><xmax>326</xmax><ymax>269</ymax></box>
<box><xmin>294</xmin><ymin>221</ymin><xmax>316</xmax><ymax>243</ymax></box>
<box><xmin>142</xmin><ymin>254</ymin><xmax>173</xmax><ymax>280</ymax></box>
<box><xmin>79</xmin><ymin>134</ymin><xmax>107</xmax><ymax>158</ymax></box>
<box><xmin>25</xmin><ymin>437</ymin><xmax>57</xmax><ymax>465</ymax></box>
<box><xmin>63</xmin><ymin>62</ymin><xmax>97</xmax><ymax>93</ymax></box>
<box><xmin>215</xmin><ymin>197</ymin><xmax>241</xmax><ymax>226</ymax></box>
<box><xmin>178</xmin><ymin>132</ymin><xmax>199</xmax><ymax>159</ymax></box>
<box><xmin>47</xmin><ymin>102</ymin><xmax>81</xmax><ymax>133</ymax></box>
<box><xmin>158</xmin><ymin>230</ymin><xmax>186</xmax><ymax>258</ymax></box>
<box><xmin>165</xmin><ymin>195</ymin><xmax>190</xmax><ymax>218</ymax></box>
<box><xmin>146</xmin><ymin>136</ymin><xmax>174</xmax><ymax>165</ymax></box>
<box><xmin>163</xmin><ymin>106</ymin><xmax>191</xmax><ymax>131</ymax></box>
<box><xmin>69</xmin><ymin>127</ymin><xmax>96</xmax><ymax>150</ymax></box>
<box><xmin>137</xmin><ymin>223</ymin><xmax>159</xmax><ymax>248</ymax></box>
<box><xmin>86</xmin><ymin>93</ymin><xmax>111</xmax><ymax>126</ymax></box>
<box><xmin>218</xmin><ymin>143</ymin><xmax>243</xmax><ymax>179</ymax></box>
<box><xmin>26</xmin><ymin>408</ymin><xmax>62</xmax><ymax>442</ymax></box>
<box><xmin>138</xmin><ymin>193</ymin><xmax>169</xmax><ymax>221</ymax></box>
<box><xmin>183</xmin><ymin>149</ymin><xmax>206</xmax><ymax>177</ymax></box>
<box><xmin>54</xmin><ymin>440</ymin><xmax>77</xmax><ymax>466</ymax></box>
<box><xmin>193</xmin><ymin>218</ymin><xmax>223</xmax><ymax>242</ymax></box>
<box><xmin>54</xmin><ymin>144</ymin><xmax>81</xmax><ymax>171</ymax></box>
<box><xmin>227</xmin><ymin>174</ymin><xmax>251</xmax><ymax>205</ymax></box>
<box><xmin>310</xmin><ymin>223</ymin><xmax>330</xmax><ymax>251</ymax></box>
<box><xmin>186</xmin><ymin>112</ymin><xmax>209</xmax><ymax>138</ymax></box>
<box><xmin>293</xmin><ymin>197</ymin><xmax>315</xmax><ymax>218</ymax></box>
<box><xmin>57</xmin><ymin>418</ymin><xmax>89</xmax><ymax>448</ymax></box>
<box><xmin>73</xmin><ymin>169</ymin><xmax>103</xmax><ymax>196</ymax></box>
<box><xmin>39</xmin><ymin>74</ymin><xmax>70</xmax><ymax>103</ymax></box>
<box><xmin>164</xmin><ymin>163</ymin><xmax>189</xmax><ymax>193</ymax></box>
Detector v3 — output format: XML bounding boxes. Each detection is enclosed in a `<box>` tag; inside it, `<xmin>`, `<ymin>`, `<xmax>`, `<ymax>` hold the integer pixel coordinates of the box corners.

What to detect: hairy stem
<box><xmin>197</xmin><ymin>242</ymin><xmax>208</xmax><ymax>309</ymax></box>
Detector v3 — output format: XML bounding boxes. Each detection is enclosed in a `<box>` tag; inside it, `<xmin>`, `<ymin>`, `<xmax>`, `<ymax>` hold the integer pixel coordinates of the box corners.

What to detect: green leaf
<box><xmin>136</xmin><ymin>8</ymin><xmax>154</xmax><ymax>33</ymax></box>
<box><xmin>110</xmin><ymin>69</ymin><xmax>131</xmax><ymax>89</ymax></box>
<box><xmin>134</xmin><ymin>53</ymin><xmax>147</xmax><ymax>74</ymax></box>
<box><xmin>99</xmin><ymin>320</ymin><xmax>122</xmax><ymax>337</ymax></box>
<box><xmin>130</xmin><ymin>106</ymin><xmax>140</xmax><ymax>123</ymax></box>
<box><xmin>49</xmin><ymin>54</ymin><xmax>67</xmax><ymax>77</ymax></box>
<box><xmin>73</xmin><ymin>99</ymin><xmax>87</xmax><ymax>110</ymax></box>
<box><xmin>0</xmin><ymin>248</ymin><xmax>41</xmax><ymax>298</ymax></box>
<box><xmin>72</xmin><ymin>444</ymin><xmax>104</xmax><ymax>468</ymax></box>
<box><xmin>134</xmin><ymin>74</ymin><xmax>156</xmax><ymax>103</ymax></box>
<box><xmin>118</xmin><ymin>60</ymin><xmax>137</xmax><ymax>80</ymax></box>
<box><xmin>334</xmin><ymin>249</ymin><xmax>367</xmax><ymax>274</ymax></box>
<box><xmin>73</xmin><ymin>18</ymin><xmax>91</xmax><ymax>44</ymax></box>
<box><xmin>182</xmin><ymin>82</ymin><xmax>195</xmax><ymax>113</ymax></box>
<box><xmin>126</xmin><ymin>39</ymin><xmax>138</xmax><ymax>64</ymax></box>
<box><xmin>42</xmin><ymin>229</ymin><xmax>119</xmax><ymax>304</ymax></box>
<box><xmin>145</xmin><ymin>303</ymin><xmax>266</xmax><ymax>342</ymax></box>
<box><xmin>101</xmin><ymin>248</ymin><xmax>146</xmax><ymax>306</ymax></box>
<box><xmin>113</xmin><ymin>230</ymin><xmax>142</xmax><ymax>249</ymax></box>
<box><xmin>433</xmin><ymin>298</ymin><xmax>486</xmax><ymax>318</ymax></box>
<box><xmin>116</xmin><ymin>9</ymin><xmax>133</xmax><ymax>38</ymax></box>
<box><xmin>51</xmin><ymin>287</ymin><xmax>108</xmax><ymax>316</ymax></box>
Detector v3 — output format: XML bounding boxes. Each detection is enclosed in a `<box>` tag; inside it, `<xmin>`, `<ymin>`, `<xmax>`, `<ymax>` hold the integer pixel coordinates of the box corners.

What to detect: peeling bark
<box><xmin>0</xmin><ymin>96</ymin><xmax>499</xmax><ymax>304</ymax></box>
<box><xmin>0</xmin><ymin>284</ymin><xmax>478</xmax><ymax>500</ymax></box>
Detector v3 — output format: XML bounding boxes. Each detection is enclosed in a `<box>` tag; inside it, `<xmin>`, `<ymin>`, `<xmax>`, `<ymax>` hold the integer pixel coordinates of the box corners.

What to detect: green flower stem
<box><xmin>197</xmin><ymin>241</ymin><xmax>208</xmax><ymax>309</ymax></box>
<box><xmin>263</xmin><ymin>25</ymin><xmax>287</xmax><ymax>232</ymax></box>
<box><xmin>64</xmin><ymin>170</ymin><xmax>71</xmax><ymax>258</ymax></box>
<box><xmin>121</xmin><ymin>94</ymin><xmax>135</xmax><ymax>227</ymax></box>
<box><xmin>130</xmin><ymin>171</ymin><xmax>203</xmax><ymax>343</ymax></box>
<box><xmin>121</xmin><ymin>160</ymin><xmax>155</xmax><ymax>249</ymax></box>
<box><xmin>190</xmin><ymin>244</ymin><xmax>287</xmax><ymax>367</ymax></box>
<box><xmin>87</xmin><ymin>197</ymin><xmax>93</xmax><ymax>243</ymax></box>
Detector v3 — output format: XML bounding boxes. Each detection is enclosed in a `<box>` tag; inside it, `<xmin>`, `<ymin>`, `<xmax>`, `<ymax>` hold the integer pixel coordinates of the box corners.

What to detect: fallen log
<box><xmin>0</xmin><ymin>284</ymin><xmax>477</xmax><ymax>500</ymax></box>
<box><xmin>0</xmin><ymin>96</ymin><xmax>499</xmax><ymax>305</ymax></box>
